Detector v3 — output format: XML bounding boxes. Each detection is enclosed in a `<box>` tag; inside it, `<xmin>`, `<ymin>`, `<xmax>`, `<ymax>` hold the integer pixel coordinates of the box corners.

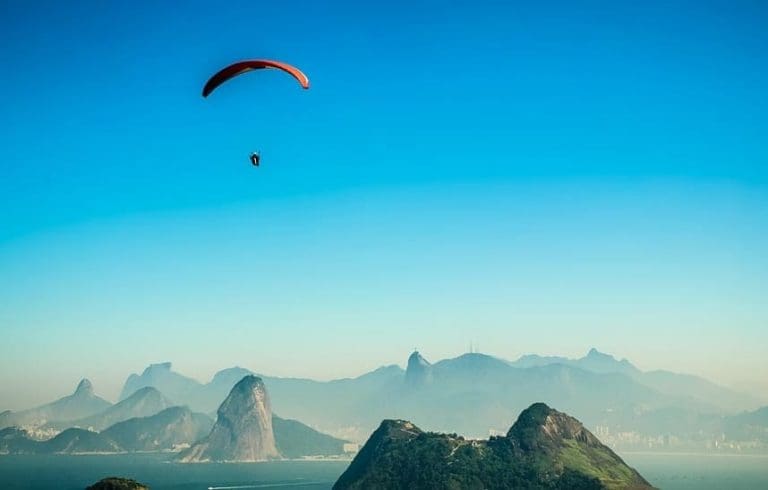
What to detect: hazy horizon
<box><xmin>2</xmin><ymin>342</ymin><xmax>766</xmax><ymax>411</ymax></box>
<box><xmin>2</xmin><ymin>1</ymin><xmax>767</xmax><ymax>411</ymax></box>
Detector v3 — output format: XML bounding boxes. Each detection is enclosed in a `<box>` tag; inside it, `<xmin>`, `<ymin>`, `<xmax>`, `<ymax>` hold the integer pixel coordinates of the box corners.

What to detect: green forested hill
<box><xmin>334</xmin><ymin>403</ymin><xmax>654</xmax><ymax>490</ymax></box>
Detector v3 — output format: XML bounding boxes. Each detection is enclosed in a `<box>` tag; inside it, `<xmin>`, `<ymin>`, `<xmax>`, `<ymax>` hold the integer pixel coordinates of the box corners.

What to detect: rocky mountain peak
<box><xmin>405</xmin><ymin>351</ymin><xmax>432</xmax><ymax>387</ymax></box>
<box><xmin>74</xmin><ymin>379</ymin><xmax>94</xmax><ymax>397</ymax></box>
<box><xmin>586</xmin><ymin>348</ymin><xmax>613</xmax><ymax>360</ymax></box>
<box><xmin>228</xmin><ymin>374</ymin><xmax>264</xmax><ymax>395</ymax></box>
<box><xmin>142</xmin><ymin>362</ymin><xmax>172</xmax><ymax>375</ymax></box>
<box><xmin>507</xmin><ymin>403</ymin><xmax>601</xmax><ymax>450</ymax></box>
<box><xmin>582</xmin><ymin>348</ymin><xmax>639</xmax><ymax>376</ymax></box>
<box><xmin>376</xmin><ymin>419</ymin><xmax>424</xmax><ymax>441</ymax></box>
<box><xmin>407</xmin><ymin>350</ymin><xmax>429</xmax><ymax>366</ymax></box>
<box><xmin>178</xmin><ymin>375</ymin><xmax>279</xmax><ymax>462</ymax></box>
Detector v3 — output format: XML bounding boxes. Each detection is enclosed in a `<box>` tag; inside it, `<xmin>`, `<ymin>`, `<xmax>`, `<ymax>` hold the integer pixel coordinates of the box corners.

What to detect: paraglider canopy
<box><xmin>202</xmin><ymin>59</ymin><xmax>310</xmax><ymax>97</ymax></box>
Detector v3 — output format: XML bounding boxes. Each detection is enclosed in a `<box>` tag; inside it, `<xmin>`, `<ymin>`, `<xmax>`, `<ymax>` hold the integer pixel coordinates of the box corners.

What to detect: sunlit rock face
<box><xmin>179</xmin><ymin>375</ymin><xmax>279</xmax><ymax>462</ymax></box>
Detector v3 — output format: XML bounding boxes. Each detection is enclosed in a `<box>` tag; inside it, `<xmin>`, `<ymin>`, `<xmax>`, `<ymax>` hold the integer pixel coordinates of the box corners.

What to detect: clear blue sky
<box><xmin>1</xmin><ymin>1</ymin><xmax>767</xmax><ymax>408</ymax></box>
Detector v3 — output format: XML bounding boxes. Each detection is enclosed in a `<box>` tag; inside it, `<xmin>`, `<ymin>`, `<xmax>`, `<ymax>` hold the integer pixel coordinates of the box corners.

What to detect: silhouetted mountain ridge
<box><xmin>0</xmin><ymin>379</ymin><xmax>111</xmax><ymax>429</ymax></box>
<box><xmin>0</xmin><ymin>407</ymin><xmax>211</xmax><ymax>454</ymax></box>
<box><xmin>113</xmin><ymin>349</ymin><xmax>760</xmax><ymax>442</ymax></box>
<box><xmin>44</xmin><ymin>387</ymin><xmax>173</xmax><ymax>432</ymax></box>
<box><xmin>509</xmin><ymin>348</ymin><xmax>757</xmax><ymax>412</ymax></box>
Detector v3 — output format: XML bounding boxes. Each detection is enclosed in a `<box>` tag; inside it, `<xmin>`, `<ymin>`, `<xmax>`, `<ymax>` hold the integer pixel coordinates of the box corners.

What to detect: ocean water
<box><xmin>0</xmin><ymin>454</ymin><xmax>348</xmax><ymax>490</ymax></box>
<box><xmin>624</xmin><ymin>452</ymin><xmax>768</xmax><ymax>490</ymax></box>
<box><xmin>0</xmin><ymin>453</ymin><xmax>767</xmax><ymax>489</ymax></box>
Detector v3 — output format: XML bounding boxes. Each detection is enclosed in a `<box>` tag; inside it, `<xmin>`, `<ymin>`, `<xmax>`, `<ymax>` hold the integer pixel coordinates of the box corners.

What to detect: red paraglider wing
<box><xmin>202</xmin><ymin>60</ymin><xmax>310</xmax><ymax>97</ymax></box>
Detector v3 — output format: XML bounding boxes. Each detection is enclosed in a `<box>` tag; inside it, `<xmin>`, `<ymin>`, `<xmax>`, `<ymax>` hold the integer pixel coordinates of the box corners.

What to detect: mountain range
<box><xmin>43</xmin><ymin>386</ymin><xmax>174</xmax><ymax>432</ymax></box>
<box><xmin>0</xmin><ymin>379</ymin><xmax>111</xmax><ymax>429</ymax></box>
<box><xmin>119</xmin><ymin>363</ymin><xmax>254</xmax><ymax>414</ymax></box>
<box><xmin>510</xmin><ymin>348</ymin><xmax>758</xmax><ymax>413</ymax></box>
<box><xmin>0</xmin><ymin>375</ymin><xmax>348</xmax><ymax>459</ymax></box>
<box><xmin>3</xmin><ymin>348</ymin><xmax>765</xmax><ymax>451</ymax></box>
<box><xmin>0</xmin><ymin>406</ymin><xmax>209</xmax><ymax>454</ymax></box>
<box><xmin>111</xmin><ymin>349</ymin><xmax>763</xmax><ymax>443</ymax></box>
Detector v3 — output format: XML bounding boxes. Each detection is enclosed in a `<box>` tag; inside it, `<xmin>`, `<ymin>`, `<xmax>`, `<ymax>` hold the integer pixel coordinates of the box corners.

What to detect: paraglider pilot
<box><xmin>250</xmin><ymin>152</ymin><xmax>261</xmax><ymax>166</ymax></box>
<box><xmin>202</xmin><ymin>59</ymin><xmax>309</xmax><ymax>169</ymax></box>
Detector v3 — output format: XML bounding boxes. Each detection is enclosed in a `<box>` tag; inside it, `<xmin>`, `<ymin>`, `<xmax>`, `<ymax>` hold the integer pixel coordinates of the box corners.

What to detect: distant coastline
<box><xmin>0</xmin><ymin>452</ymin><xmax>355</xmax><ymax>462</ymax></box>
<box><xmin>620</xmin><ymin>450</ymin><xmax>768</xmax><ymax>458</ymax></box>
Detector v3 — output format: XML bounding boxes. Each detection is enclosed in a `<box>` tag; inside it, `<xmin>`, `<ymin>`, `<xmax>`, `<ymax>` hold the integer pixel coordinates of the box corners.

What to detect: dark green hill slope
<box><xmin>334</xmin><ymin>403</ymin><xmax>653</xmax><ymax>490</ymax></box>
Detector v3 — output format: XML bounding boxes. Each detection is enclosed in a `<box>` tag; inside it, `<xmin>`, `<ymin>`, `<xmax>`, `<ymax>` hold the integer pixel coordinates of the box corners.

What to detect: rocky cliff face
<box><xmin>334</xmin><ymin>403</ymin><xmax>654</xmax><ymax>490</ymax></box>
<box><xmin>507</xmin><ymin>402</ymin><xmax>603</xmax><ymax>450</ymax></box>
<box><xmin>404</xmin><ymin>351</ymin><xmax>432</xmax><ymax>388</ymax></box>
<box><xmin>74</xmin><ymin>379</ymin><xmax>94</xmax><ymax>396</ymax></box>
<box><xmin>179</xmin><ymin>375</ymin><xmax>279</xmax><ymax>462</ymax></box>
